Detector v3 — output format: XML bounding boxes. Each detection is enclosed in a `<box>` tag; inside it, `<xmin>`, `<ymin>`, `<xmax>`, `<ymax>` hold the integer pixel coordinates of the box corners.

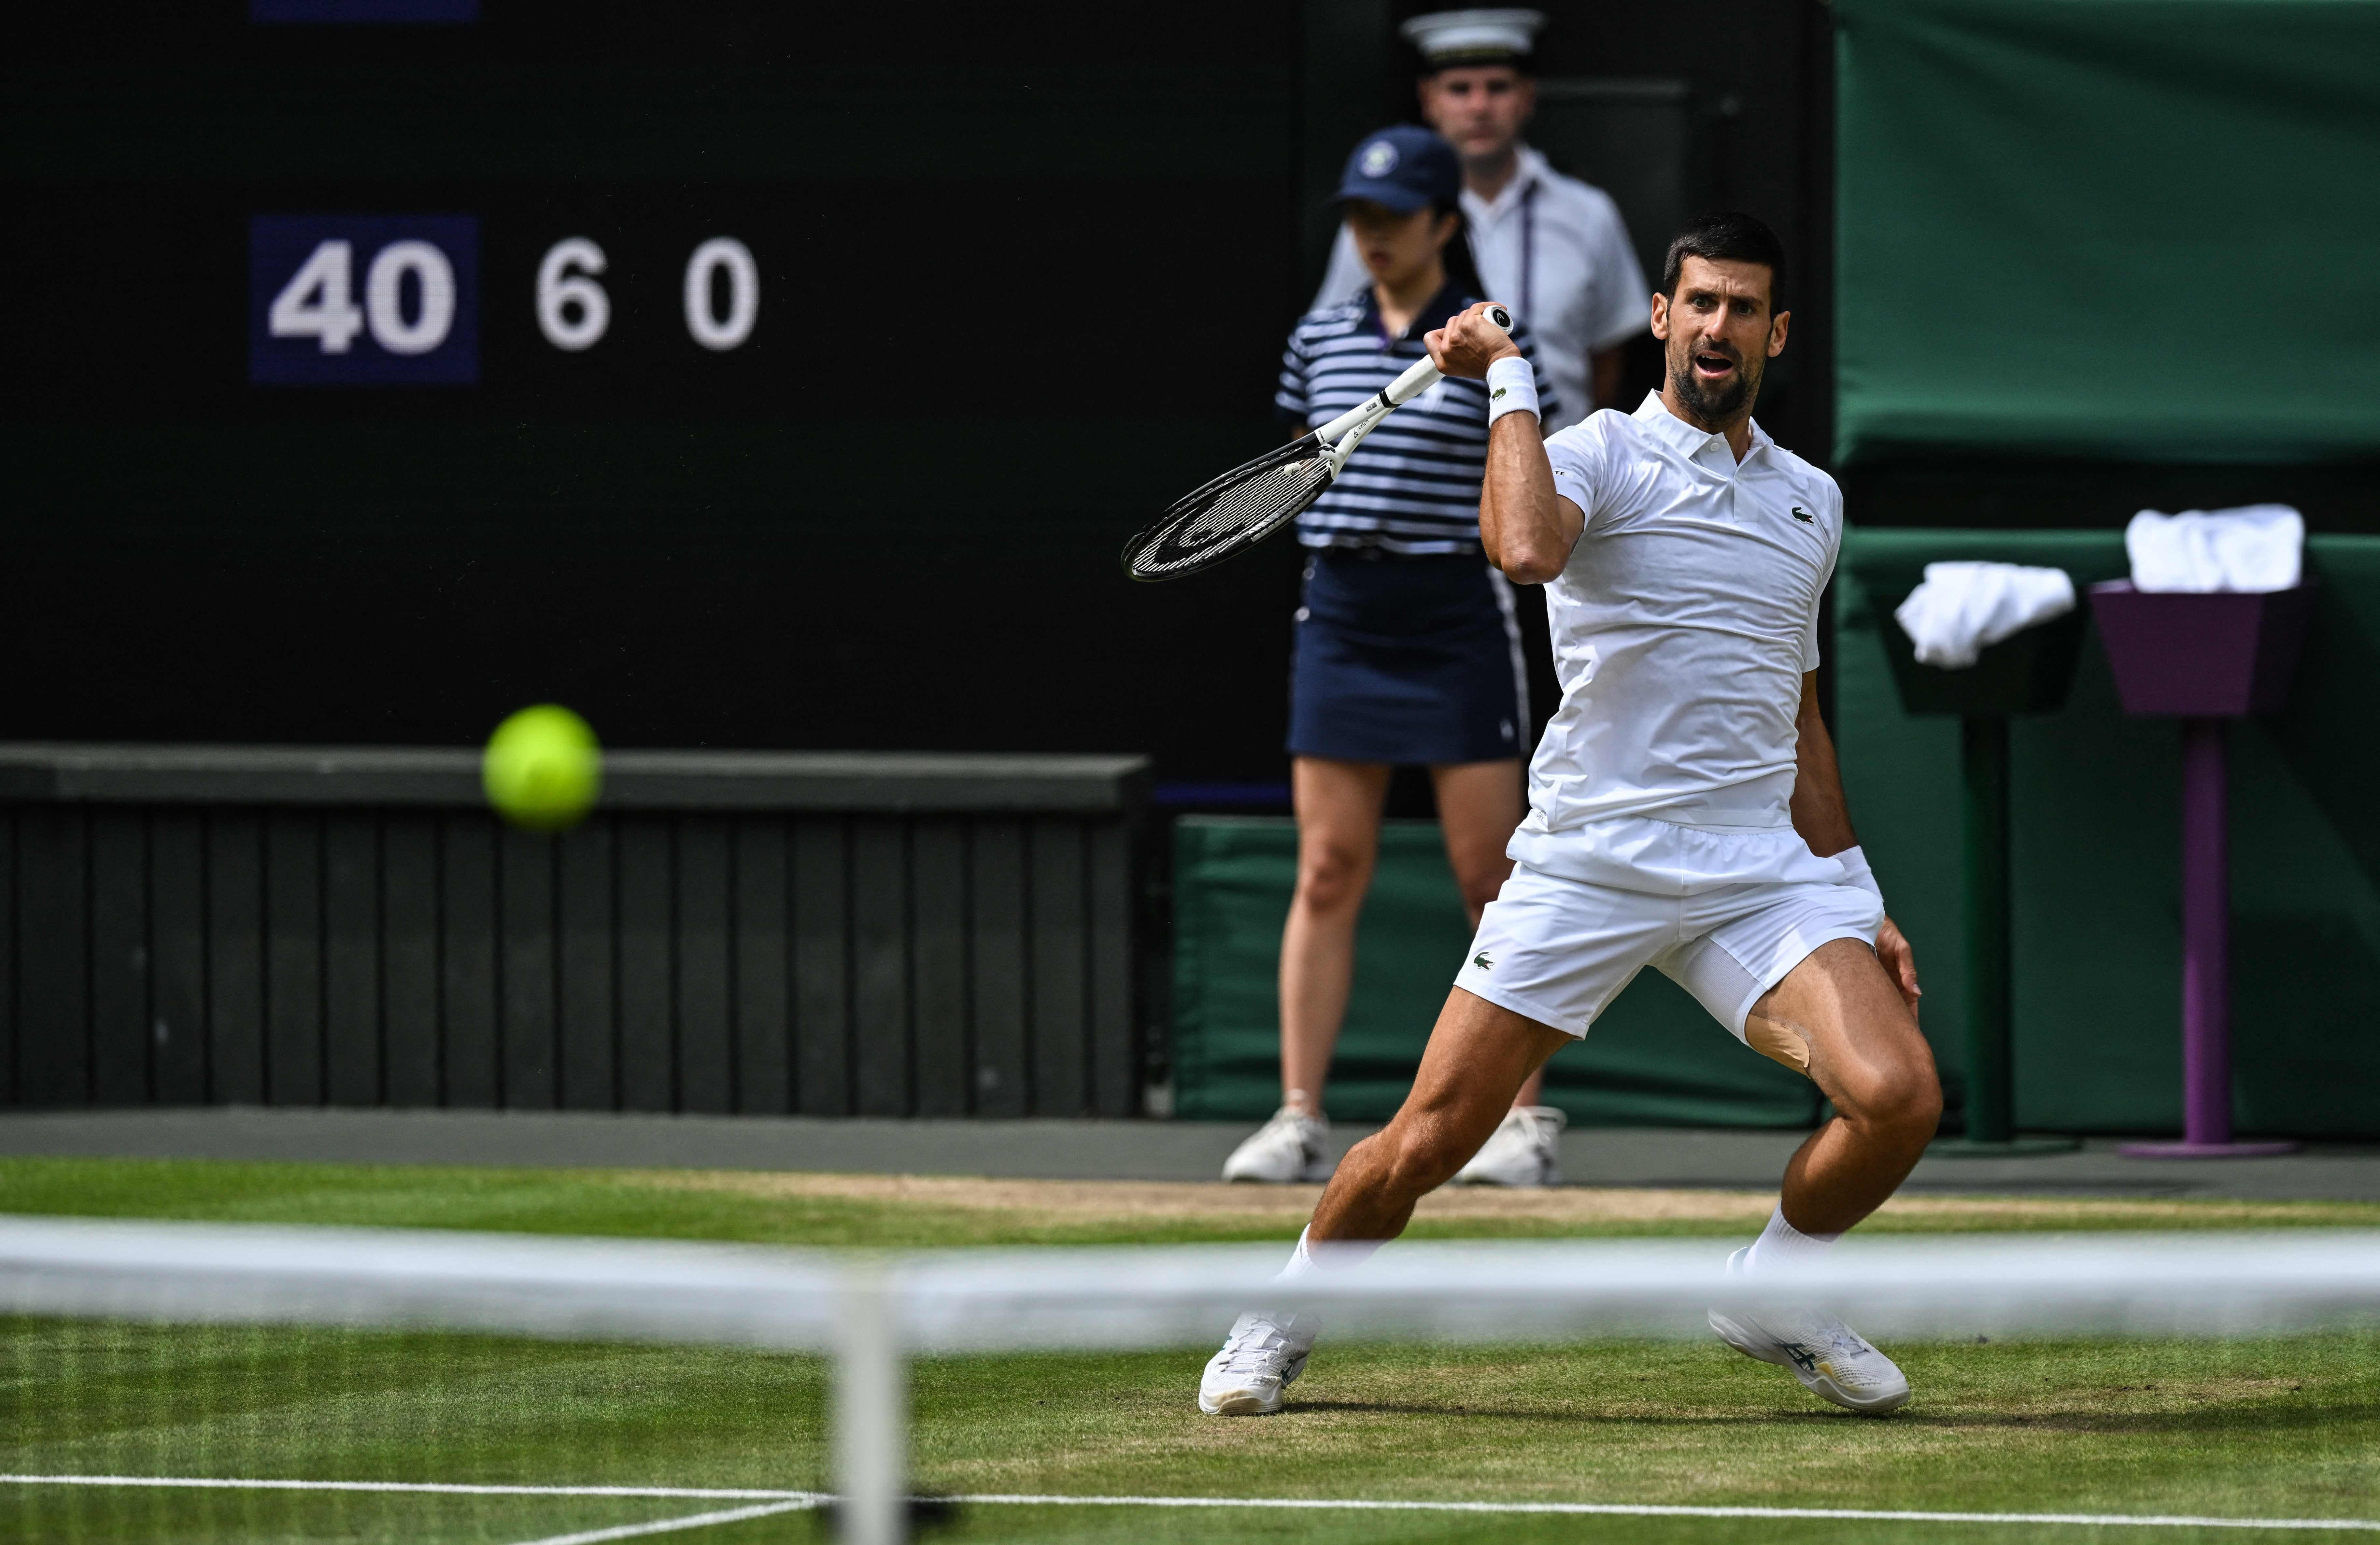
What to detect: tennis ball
<box><xmin>483</xmin><ymin>705</ymin><xmax>602</xmax><ymax>831</ymax></box>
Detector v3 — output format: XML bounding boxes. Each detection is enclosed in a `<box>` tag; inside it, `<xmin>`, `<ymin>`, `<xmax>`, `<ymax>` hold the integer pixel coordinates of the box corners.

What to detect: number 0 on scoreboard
<box><xmin>250</xmin><ymin>215</ymin><xmax>479</xmax><ymax>385</ymax></box>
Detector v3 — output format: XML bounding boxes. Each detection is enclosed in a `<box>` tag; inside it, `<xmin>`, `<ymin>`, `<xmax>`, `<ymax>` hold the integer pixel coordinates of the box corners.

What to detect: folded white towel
<box><xmin>2125</xmin><ymin>504</ymin><xmax>2303</xmax><ymax>593</ymax></box>
<box><xmin>1893</xmin><ymin>561</ymin><xmax>2077</xmax><ymax>670</ymax></box>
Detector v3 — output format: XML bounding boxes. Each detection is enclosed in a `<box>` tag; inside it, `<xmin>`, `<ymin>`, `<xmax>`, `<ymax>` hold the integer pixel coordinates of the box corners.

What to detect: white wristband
<box><xmin>1485</xmin><ymin>355</ymin><xmax>1539</xmax><ymax>426</ymax></box>
<box><xmin>1833</xmin><ymin>844</ymin><xmax>1884</xmax><ymax>904</ymax></box>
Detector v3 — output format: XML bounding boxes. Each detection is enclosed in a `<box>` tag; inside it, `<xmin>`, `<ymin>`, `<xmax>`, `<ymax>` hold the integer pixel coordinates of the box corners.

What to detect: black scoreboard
<box><xmin>3</xmin><ymin>3</ymin><xmax>1307</xmax><ymax>767</ymax></box>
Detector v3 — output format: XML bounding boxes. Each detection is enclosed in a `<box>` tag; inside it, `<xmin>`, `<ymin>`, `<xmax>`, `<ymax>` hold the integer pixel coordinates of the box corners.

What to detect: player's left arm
<box><xmin>1790</xmin><ymin>673</ymin><xmax>1921</xmax><ymax>1013</ymax></box>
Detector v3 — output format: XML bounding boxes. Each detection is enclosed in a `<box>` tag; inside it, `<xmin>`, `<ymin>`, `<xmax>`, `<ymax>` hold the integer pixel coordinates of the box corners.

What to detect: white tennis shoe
<box><xmin>1451</xmin><ymin>1104</ymin><xmax>1566</xmax><ymax>1186</ymax></box>
<box><xmin>1221</xmin><ymin>1108</ymin><xmax>1331</xmax><ymax>1183</ymax></box>
<box><xmin>1708</xmin><ymin>1248</ymin><xmax>1911</xmax><ymax>1413</ymax></box>
<box><xmin>1198</xmin><ymin>1310</ymin><xmax>1319</xmax><ymax>1416</ymax></box>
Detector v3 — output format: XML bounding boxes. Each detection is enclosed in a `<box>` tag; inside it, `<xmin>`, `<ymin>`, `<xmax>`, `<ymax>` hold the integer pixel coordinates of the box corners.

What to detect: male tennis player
<box><xmin>1201</xmin><ymin>211</ymin><xmax>1938</xmax><ymax>1418</ymax></box>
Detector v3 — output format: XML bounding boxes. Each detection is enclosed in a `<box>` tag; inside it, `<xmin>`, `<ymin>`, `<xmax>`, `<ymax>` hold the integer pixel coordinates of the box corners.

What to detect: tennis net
<box><xmin>5</xmin><ymin>1215</ymin><xmax>2378</xmax><ymax>1543</ymax></box>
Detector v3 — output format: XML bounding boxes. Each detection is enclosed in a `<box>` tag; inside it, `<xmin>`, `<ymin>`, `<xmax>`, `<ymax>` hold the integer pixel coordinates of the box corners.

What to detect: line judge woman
<box><xmin>1221</xmin><ymin>125</ymin><xmax>1566</xmax><ymax>1190</ymax></box>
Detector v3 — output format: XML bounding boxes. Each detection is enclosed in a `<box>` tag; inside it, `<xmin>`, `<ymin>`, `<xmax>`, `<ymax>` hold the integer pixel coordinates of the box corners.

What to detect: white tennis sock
<box><xmin>1742</xmin><ymin>1203</ymin><xmax>1840</xmax><ymax>1273</ymax></box>
<box><xmin>1274</xmin><ymin>1225</ymin><xmax>1382</xmax><ymax>1283</ymax></box>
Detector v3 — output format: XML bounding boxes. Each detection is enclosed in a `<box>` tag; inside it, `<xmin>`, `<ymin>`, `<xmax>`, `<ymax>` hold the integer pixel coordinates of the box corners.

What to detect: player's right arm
<box><xmin>1479</xmin><ymin>411</ymin><xmax>1580</xmax><ymax>583</ymax></box>
<box><xmin>1427</xmin><ymin>303</ymin><xmax>1584</xmax><ymax>584</ymax></box>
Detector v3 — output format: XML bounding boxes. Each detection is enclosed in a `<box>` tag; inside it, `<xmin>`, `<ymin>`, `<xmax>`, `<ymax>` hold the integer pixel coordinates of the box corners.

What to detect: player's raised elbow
<box><xmin>1490</xmin><ymin>539</ymin><xmax>1568</xmax><ymax>585</ymax></box>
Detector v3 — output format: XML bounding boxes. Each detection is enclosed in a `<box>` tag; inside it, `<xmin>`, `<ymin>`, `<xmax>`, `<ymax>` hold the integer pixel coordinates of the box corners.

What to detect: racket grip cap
<box><xmin>1381</xmin><ymin>302</ymin><xmax>1518</xmax><ymax>407</ymax></box>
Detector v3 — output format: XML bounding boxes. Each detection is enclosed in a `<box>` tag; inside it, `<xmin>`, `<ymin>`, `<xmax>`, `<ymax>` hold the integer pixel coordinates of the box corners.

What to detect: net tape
<box><xmin>6</xmin><ymin>1217</ymin><xmax>2379</xmax><ymax>1350</ymax></box>
<box><xmin>1120</xmin><ymin>437</ymin><xmax>1331</xmax><ymax>580</ymax></box>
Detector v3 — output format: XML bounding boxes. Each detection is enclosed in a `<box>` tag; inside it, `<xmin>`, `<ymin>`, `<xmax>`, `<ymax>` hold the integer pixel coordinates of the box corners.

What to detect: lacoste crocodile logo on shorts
<box><xmin>1791</xmin><ymin>506</ymin><xmax>1814</xmax><ymax>523</ymax></box>
<box><xmin>1472</xmin><ymin>951</ymin><xmax>1493</xmax><ymax>971</ymax></box>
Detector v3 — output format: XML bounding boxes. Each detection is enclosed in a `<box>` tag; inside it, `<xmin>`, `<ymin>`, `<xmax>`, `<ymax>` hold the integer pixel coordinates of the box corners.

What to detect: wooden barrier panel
<box><xmin>0</xmin><ymin>747</ymin><xmax>1149</xmax><ymax>1118</ymax></box>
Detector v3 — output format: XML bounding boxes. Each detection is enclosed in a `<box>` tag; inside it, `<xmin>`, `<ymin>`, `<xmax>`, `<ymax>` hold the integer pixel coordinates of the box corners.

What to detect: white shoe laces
<box><xmin>1216</xmin><ymin>1318</ymin><xmax>1291</xmax><ymax>1375</ymax></box>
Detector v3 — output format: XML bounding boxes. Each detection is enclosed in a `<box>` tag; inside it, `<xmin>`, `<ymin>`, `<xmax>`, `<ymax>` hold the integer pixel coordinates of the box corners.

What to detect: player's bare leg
<box><xmin>1431</xmin><ymin>758</ymin><xmax>1564</xmax><ymax>1181</ymax></box>
<box><xmin>1752</xmin><ymin>937</ymin><xmax>1941</xmax><ymax>1233</ymax></box>
<box><xmin>1311</xmin><ymin>988</ymin><xmax>1570</xmax><ymax>1241</ymax></box>
<box><xmin>1222</xmin><ymin>758</ymin><xmax>1390</xmax><ymax>1183</ymax></box>
<box><xmin>1712</xmin><ymin>936</ymin><xmax>1940</xmax><ymax>1413</ymax></box>
<box><xmin>1202</xmin><ymin>988</ymin><xmax>1565</xmax><ymax>1414</ymax></box>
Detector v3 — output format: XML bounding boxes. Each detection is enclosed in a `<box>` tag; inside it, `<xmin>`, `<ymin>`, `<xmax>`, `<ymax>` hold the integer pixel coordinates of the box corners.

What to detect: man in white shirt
<box><xmin>1202</xmin><ymin>212</ymin><xmax>1939</xmax><ymax>1420</ymax></box>
<box><xmin>1310</xmin><ymin>8</ymin><xmax>1648</xmax><ymax>430</ymax></box>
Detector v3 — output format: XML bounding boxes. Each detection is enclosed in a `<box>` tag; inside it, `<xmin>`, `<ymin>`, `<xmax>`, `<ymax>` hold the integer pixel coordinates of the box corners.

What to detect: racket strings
<box><xmin>1122</xmin><ymin>444</ymin><xmax>1331</xmax><ymax>580</ymax></box>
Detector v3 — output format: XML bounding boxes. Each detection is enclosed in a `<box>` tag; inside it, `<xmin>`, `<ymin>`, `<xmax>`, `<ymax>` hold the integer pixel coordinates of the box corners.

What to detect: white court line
<box><xmin>0</xmin><ymin>1475</ymin><xmax>817</xmax><ymax>1501</ymax></box>
<box><xmin>512</xmin><ymin>1499</ymin><xmax>816</xmax><ymax>1545</ymax></box>
<box><xmin>945</xmin><ymin>1493</ymin><xmax>2380</xmax><ymax>1531</ymax></box>
<box><xmin>5</xmin><ymin>1475</ymin><xmax>2377</xmax><ymax>1533</ymax></box>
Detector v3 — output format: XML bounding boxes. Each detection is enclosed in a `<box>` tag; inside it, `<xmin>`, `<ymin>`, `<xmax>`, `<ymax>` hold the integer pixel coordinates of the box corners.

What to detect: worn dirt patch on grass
<box><xmin>615</xmin><ymin>1171</ymin><xmax>2376</xmax><ymax>1233</ymax></box>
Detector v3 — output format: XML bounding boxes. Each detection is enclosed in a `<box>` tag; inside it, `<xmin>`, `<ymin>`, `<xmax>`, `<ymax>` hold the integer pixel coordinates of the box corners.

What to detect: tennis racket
<box><xmin>1120</xmin><ymin>303</ymin><xmax>1514</xmax><ymax>582</ymax></box>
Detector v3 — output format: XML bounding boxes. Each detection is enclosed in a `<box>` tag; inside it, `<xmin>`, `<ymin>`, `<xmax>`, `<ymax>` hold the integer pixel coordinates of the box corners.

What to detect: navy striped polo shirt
<box><xmin>1275</xmin><ymin>281</ymin><xmax>1557</xmax><ymax>555</ymax></box>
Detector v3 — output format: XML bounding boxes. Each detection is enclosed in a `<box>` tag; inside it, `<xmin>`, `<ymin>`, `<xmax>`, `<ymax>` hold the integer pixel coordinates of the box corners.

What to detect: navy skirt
<box><xmin>1287</xmin><ymin>548</ymin><xmax>1526</xmax><ymax>765</ymax></box>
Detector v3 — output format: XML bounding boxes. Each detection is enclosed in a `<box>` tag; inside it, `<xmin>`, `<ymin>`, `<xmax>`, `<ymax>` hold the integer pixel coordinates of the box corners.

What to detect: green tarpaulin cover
<box><xmin>1835</xmin><ymin>0</ymin><xmax>2380</xmax><ymax>464</ymax></box>
<box><xmin>1170</xmin><ymin>817</ymin><xmax>1820</xmax><ymax>1128</ymax></box>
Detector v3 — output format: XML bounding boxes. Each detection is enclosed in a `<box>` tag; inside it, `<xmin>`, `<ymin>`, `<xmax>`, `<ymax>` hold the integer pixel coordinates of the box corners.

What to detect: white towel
<box><xmin>2125</xmin><ymin>504</ymin><xmax>2303</xmax><ymax>593</ymax></box>
<box><xmin>1893</xmin><ymin>561</ymin><xmax>2077</xmax><ymax>670</ymax></box>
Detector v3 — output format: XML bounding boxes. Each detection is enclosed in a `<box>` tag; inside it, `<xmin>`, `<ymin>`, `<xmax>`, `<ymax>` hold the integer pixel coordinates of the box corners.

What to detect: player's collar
<box><xmin>1633</xmin><ymin>391</ymin><xmax>1773</xmax><ymax>465</ymax></box>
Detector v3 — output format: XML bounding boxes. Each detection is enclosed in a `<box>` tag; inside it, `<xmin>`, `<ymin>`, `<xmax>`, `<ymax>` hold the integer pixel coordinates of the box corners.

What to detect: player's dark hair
<box><xmin>1661</xmin><ymin>211</ymin><xmax>1788</xmax><ymax>314</ymax></box>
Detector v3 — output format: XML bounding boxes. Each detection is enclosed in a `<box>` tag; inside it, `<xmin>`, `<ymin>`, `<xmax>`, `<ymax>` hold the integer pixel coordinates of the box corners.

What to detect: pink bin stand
<box><xmin>2087</xmin><ymin>581</ymin><xmax>2315</xmax><ymax>1158</ymax></box>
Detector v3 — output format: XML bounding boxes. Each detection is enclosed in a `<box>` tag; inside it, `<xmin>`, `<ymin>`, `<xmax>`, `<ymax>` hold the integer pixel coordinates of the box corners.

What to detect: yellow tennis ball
<box><xmin>483</xmin><ymin>705</ymin><xmax>602</xmax><ymax>831</ymax></box>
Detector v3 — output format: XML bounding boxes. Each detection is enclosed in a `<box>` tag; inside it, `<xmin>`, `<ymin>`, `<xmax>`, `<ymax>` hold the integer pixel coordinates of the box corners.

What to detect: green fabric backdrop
<box><xmin>1171</xmin><ymin>533</ymin><xmax>2380</xmax><ymax>1137</ymax></box>
<box><xmin>1169</xmin><ymin>817</ymin><xmax>1820</xmax><ymax>1128</ymax></box>
<box><xmin>1835</xmin><ymin>0</ymin><xmax>2380</xmax><ymax>464</ymax></box>
<box><xmin>1840</xmin><ymin>531</ymin><xmax>2380</xmax><ymax>1137</ymax></box>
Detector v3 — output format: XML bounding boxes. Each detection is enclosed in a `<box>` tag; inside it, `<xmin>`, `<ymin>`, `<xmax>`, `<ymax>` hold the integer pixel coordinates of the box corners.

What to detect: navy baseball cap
<box><xmin>1333</xmin><ymin>125</ymin><xmax>1461</xmax><ymax>213</ymax></box>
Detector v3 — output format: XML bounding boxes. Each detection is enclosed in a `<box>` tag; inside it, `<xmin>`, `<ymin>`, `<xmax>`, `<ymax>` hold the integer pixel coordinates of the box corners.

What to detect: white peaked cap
<box><xmin>1399</xmin><ymin>8</ymin><xmax>1546</xmax><ymax>64</ymax></box>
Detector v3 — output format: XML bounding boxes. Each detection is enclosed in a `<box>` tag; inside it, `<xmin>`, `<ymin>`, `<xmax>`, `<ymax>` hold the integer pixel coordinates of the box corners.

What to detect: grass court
<box><xmin>4</xmin><ymin>1157</ymin><xmax>2377</xmax><ymax>1542</ymax></box>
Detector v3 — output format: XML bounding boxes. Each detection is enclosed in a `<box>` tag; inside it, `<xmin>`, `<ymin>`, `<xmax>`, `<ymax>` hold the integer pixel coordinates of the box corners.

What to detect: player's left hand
<box><xmin>1876</xmin><ymin>916</ymin><xmax>1921</xmax><ymax>1018</ymax></box>
<box><xmin>1426</xmin><ymin>301</ymin><xmax>1524</xmax><ymax>380</ymax></box>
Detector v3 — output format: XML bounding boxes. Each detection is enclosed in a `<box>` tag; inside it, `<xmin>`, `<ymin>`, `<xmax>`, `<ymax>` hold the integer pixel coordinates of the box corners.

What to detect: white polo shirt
<box><xmin>1505</xmin><ymin>392</ymin><xmax>1843</xmax><ymax>888</ymax></box>
<box><xmin>1314</xmin><ymin>145</ymin><xmax>1648</xmax><ymax>432</ymax></box>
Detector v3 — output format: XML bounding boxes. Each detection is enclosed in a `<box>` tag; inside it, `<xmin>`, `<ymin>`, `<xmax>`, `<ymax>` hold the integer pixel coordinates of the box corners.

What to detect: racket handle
<box><xmin>1380</xmin><ymin>302</ymin><xmax>1516</xmax><ymax>408</ymax></box>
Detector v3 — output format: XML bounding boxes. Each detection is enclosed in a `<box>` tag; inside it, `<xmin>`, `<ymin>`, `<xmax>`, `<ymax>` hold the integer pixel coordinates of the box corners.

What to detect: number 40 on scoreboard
<box><xmin>250</xmin><ymin>215</ymin><xmax>481</xmax><ymax>385</ymax></box>
<box><xmin>249</xmin><ymin>214</ymin><xmax>763</xmax><ymax>385</ymax></box>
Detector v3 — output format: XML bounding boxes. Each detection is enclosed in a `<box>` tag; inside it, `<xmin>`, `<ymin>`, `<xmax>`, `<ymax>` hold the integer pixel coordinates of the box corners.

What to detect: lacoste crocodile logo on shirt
<box><xmin>1791</xmin><ymin>506</ymin><xmax>1814</xmax><ymax>523</ymax></box>
<box><xmin>1472</xmin><ymin>951</ymin><xmax>1493</xmax><ymax>971</ymax></box>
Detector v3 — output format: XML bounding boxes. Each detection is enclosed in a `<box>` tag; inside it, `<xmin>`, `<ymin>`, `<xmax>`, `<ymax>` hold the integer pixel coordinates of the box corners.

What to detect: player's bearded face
<box><xmin>1668</xmin><ymin>326</ymin><xmax>1759</xmax><ymax>422</ymax></box>
<box><xmin>1658</xmin><ymin>257</ymin><xmax>1783</xmax><ymax>427</ymax></box>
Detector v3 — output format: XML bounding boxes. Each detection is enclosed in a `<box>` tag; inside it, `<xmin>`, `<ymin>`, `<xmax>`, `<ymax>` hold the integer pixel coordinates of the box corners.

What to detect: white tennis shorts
<box><xmin>1452</xmin><ymin>851</ymin><xmax>1884</xmax><ymax>1052</ymax></box>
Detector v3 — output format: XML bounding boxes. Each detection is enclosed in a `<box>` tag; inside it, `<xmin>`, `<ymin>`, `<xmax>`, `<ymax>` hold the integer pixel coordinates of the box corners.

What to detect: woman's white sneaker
<box><xmin>1451</xmin><ymin>1105</ymin><xmax>1565</xmax><ymax>1186</ymax></box>
<box><xmin>1198</xmin><ymin>1310</ymin><xmax>1319</xmax><ymax>1415</ymax></box>
<box><xmin>1221</xmin><ymin>1108</ymin><xmax>1331</xmax><ymax>1183</ymax></box>
<box><xmin>1708</xmin><ymin>1249</ymin><xmax>1911</xmax><ymax>1413</ymax></box>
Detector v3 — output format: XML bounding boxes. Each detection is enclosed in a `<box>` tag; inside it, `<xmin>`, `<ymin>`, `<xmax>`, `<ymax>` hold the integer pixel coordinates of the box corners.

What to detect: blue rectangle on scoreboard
<box><xmin>251</xmin><ymin>0</ymin><xmax>478</xmax><ymax>21</ymax></box>
<box><xmin>249</xmin><ymin>215</ymin><xmax>480</xmax><ymax>386</ymax></box>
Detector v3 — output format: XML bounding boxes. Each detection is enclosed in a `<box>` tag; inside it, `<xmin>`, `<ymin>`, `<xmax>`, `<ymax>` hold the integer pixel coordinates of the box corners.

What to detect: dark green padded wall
<box><xmin>1840</xmin><ymin>531</ymin><xmax>2380</xmax><ymax>1138</ymax></box>
<box><xmin>1171</xmin><ymin>818</ymin><xmax>1819</xmax><ymax>1127</ymax></box>
<box><xmin>1835</xmin><ymin>0</ymin><xmax>2380</xmax><ymax>465</ymax></box>
<box><xmin>1174</xmin><ymin>534</ymin><xmax>2380</xmax><ymax>1137</ymax></box>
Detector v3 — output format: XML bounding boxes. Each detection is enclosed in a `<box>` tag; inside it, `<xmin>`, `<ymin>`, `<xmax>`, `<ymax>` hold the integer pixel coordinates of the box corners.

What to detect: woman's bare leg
<box><xmin>1278</xmin><ymin>757</ymin><xmax>1393</xmax><ymax>1114</ymax></box>
<box><xmin>1430</xmin><ymin>758</ymin><xmax>1545</xmax><ymax>1109</ymax></box>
